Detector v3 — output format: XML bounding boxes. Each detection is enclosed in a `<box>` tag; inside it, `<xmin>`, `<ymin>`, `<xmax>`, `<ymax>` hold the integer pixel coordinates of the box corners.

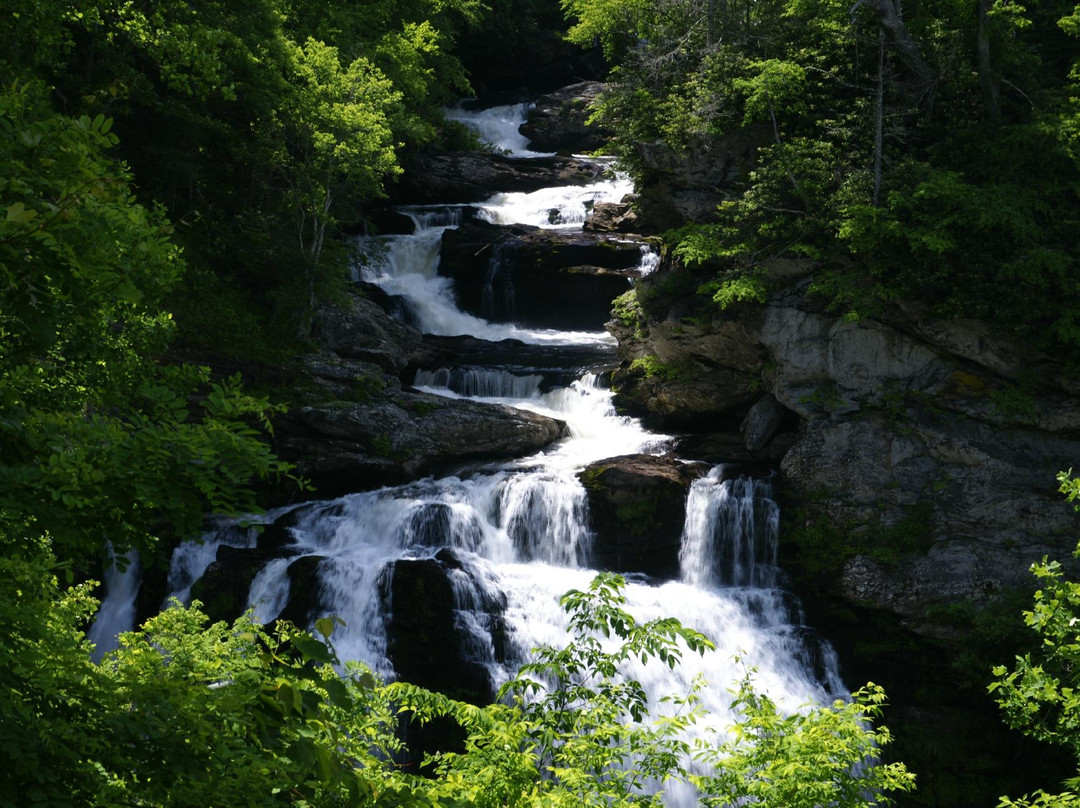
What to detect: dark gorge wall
<box><xmin>609</xmin><ymin>243</ymin><xmax>1080</xmax><ymax>808</ymax></box>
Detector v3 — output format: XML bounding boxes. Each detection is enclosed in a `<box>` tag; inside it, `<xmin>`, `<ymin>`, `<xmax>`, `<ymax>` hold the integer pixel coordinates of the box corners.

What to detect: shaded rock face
<box><xmin>613</xmin><ymin>263</ymin><xmax>1080</xmax><ymax>633</ymax></box>
<box><xmin>391</xmin><ymin>151</ymin><xmax>606</xmax><ymax>204</ymax></box>
<box><xmin>579</xmin><ymin>454</ymin><xmax>710</xmax><ymax>579</ymax></box>
<box><xmin>381</xmin><ymin>549</ymin><xmax>508</xmax><ymax>705</ymax></box>
<box><xmin>274</xmin><ymin>288</ymin><xmax>569</xmax><ymax>496</ymax></box>
<box><xmin>520</xmin><ymin>81</ymin><xmax>609</xmax><ymax>153</ymax></box>
<box><xmin>632</xmin><ymin>128</ymin><xmax>770</xmax><ymax>231</ymax></box>
<box><xmin>608</xmin><ymin>272</ymin><xmax>770</xmax><ymax>431</ymax></box>
<box><xmin>439</xmin><ymin>219</ymin><xmax>643</xmax><ymax>330</ymax></box>
<box><xmin>310</xmin><ymin>288</ymin><xmax>423</xmax><ymax>372</ymax></box>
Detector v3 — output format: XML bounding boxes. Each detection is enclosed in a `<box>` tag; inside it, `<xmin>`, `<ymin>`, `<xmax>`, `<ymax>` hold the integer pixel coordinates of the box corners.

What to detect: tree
<box><xmin>0</xmin><ymin>81</ymin><xmax>295</xmax><ymax>563</ymax></box>
<box><xmin>990</xmin><ymin>472</ymin><xmax>1080</xmax><ymax>808</ymax></box>
<box><xmin>395</xmin><ymin>572</ymin><xmax>915</xmax><ymax>807</ymax></box>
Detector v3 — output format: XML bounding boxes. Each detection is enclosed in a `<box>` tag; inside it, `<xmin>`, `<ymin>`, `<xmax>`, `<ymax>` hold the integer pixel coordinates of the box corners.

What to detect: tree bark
<box><xmin>977</xmin><ymin>0</ymin><xmax>1001</xmax><ymax>120</ymax></box>
<box><xmin>860</xmin><ymin>0</ymin><xmax>934</xmax><ymax>93</ymax></box>
<box><xmin>873</xmin><ymin>27</ymin><xmax>885</xmax><ymax>206</ymax></box>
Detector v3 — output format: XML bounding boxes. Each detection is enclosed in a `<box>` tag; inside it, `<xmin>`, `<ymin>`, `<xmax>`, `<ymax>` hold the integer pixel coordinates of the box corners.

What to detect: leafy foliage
<box><xmin>3</xmin><ymin>538</ymin><xmax>914</xmax><ymax>806</ymax></box>
<box><xmin>396</xmin><ymin>572</ymin><xmax>915</xmax><ymax>807</ymax></box>
<box><xmin>990</xmin><ymin>472</ymin><xmax>1080</xmax><ymax>807</ymax></box>
<box><xmin>1</xmin><ymin>0</ymin><xmax>486</xmax><ymax>350</ymax></box>
<box><xmin>0</xmin><ymin>548</ymin><xmax>406</xmax><ymax>808</ymax></box>
<box><xmin>563</xmin><ymin>0</ymin><xmax>1080</xmax><ymax>350</ymax></box>
<box><xmin>0</xmin><ymin>82</ymin><xmax>295</xmax><ymax>561</ymax></box>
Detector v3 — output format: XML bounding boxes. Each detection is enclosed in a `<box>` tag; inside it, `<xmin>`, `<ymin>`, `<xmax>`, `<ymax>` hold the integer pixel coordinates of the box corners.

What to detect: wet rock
<box><xmin>579</xmin><ymin>454</ymin><xmax>710</xmax><ymax>579</ymax></box>
<box><xmin>276</xmin><ymin>387</ymin><xmax>568</xmax><ymax>496</ymax></box>
<box><xmin>277</xmin><ymin>555</ymin><xmax>327</xmax><ymax>628</ymax></box>
<box><xmin>439</xmin><ymin>220</ymin><xmax>643</xmax><ymax>330</ymax></box>
<box><xmin>520</xmin><ymin>81</ymin><xmax>609</xmax><ymax>153</ymax></box>
<box><xmin>189</xmin><ymin>521</ymin><xmax>304</xmax><ymax>624</ymax></box>
<box><xmin>381</xmin><ymin>551</ymin><xmax>507</xmax><ymax>704</ymax></box>
<box><xmin>391</xmin><ymin>151</ymin><xmax>607</xmax><ymax>204</ymax></box>
<box><xmin>584</xmin><ymin>201</ymin><xmax>640</xmax><ymax>233</ymax></box>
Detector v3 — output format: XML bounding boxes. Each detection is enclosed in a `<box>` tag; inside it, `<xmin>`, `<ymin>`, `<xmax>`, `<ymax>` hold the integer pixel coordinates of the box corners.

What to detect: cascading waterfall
<box><xmin>141</xmin><ymin>100</ymin><xmax>848</xmax><ymax>806</ymax></box>
<box><xmin>680</xmin><ymin>469</ymin><xmax>781</xmax><ymax>589</ymax></box>
<box><xmin>443</xmin><ymin>102</ymin><xmax>553</xmax><ymax>158</ymax></box>
<box><xmin>87</xmin><ymin>547</ymin><xmax>141</xmax><ymax>661</ymax></box>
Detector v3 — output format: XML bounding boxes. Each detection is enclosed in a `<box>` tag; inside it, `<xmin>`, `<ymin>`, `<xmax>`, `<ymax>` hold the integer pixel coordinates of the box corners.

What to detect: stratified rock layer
<box><xmin>612</xmin><ymin>262</ymin><xmax>1080</xmax><ymax>634</ymax></box>
<box><xmin>274</xmin><ymin>286</ymin><xmax>569</xmax><ymax>495</ymax></box>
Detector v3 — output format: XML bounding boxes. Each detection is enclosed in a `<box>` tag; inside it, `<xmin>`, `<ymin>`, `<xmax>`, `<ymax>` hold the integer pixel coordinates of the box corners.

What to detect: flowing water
<box><xmin>94</xmin><ymin>101</ymin><xmax>846</xmax><ymax>805</ymax></box>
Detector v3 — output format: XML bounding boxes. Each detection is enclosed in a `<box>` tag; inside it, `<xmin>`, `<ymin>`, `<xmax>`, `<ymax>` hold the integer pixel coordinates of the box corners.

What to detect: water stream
<box><xmin>92</xmin><ymin>101</ymin><xmax>846</xmax><ymax>805</ymax></box>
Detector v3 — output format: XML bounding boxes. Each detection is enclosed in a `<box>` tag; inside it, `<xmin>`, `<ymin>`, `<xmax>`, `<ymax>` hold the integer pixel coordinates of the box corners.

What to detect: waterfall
<box><xmin>158</xmin><ymin>98</ymin><xmax>847</xmax><ymax>806</ymax></box>
<box><xmin>87</xmin><ymin>547</ymin><xmax>141</xmax><ymax>661</ymax></box>
<box><xmin>443</xmin><ymin>102</ymin><xmax>553</xmax><ymax>158</ymax></box>
<box><xmin>680</xmin><ymin>469</ymin><xmax>781</xmax><ymax>589</ymax></box>
<box><xmin>637</xmin><ymin>243</ymin><xmax>660</xmax><ymax>275</ymax></box>
<box><xmin>413</xmin><ymin>368</ymin><xmax>545</xmax><ymax>400</ymax></box>
<box><xmin>476</xmin><ymin>178</ymin><xmax>634</xmax><ymax>229</ymax></box>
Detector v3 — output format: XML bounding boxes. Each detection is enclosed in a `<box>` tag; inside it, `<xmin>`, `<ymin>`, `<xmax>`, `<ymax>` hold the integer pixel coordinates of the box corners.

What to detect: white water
<box><xmin>87</xmin><ymin>547</ymin><xmax>141</xmax><ymax>661</ymax></box>
<box><xmin>475</xmin><ymin>176</ymin><xmax>634</xmax><ymax>229</ymax></box>
<box><xmin>149</xmin><ymin>101</ymin><xmax>846</xmax><ymax>806</ymax></box>
<box><xmin>443</xmin><ymin>102</ymin><xmax>554</xmax><ymax>158</ymax></box>
<box><xmin>356</xmin><ymin>209</ymin><xmax>615</xmax><ymax>346</ymax></box>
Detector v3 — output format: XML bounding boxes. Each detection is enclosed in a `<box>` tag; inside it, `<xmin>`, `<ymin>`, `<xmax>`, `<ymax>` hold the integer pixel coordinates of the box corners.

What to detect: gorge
<box><xmin>91</xmin><ymin>93</ymin><xmax>1080</xmax><ymax>805</ymax></box>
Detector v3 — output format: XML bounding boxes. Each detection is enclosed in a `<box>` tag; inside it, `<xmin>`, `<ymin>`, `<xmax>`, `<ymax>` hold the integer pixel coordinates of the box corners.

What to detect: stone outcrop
<box><xmin>438</xmin><ymin>219</ymin><xmax>646</xmax><ymax>330</ymax></box>
<box><xmin>578</xmin><ymin>454</ymin><xmax>710</xmax><ymax>579</ymax></box>
<box><xmin>274</xmin><ymin>287</ymin><xmax>569</xmax><ymax>495</ymax></box>
<box><xmin>520</xmin><ymin>81</ymin><xmax>609</xmax><ymax>154</ymax></box>
<box><xmin>631</xmin><ymin>128</ymin><xmax>770</xmax><ymax>231</ymax></box>
<box><xmin>391</xmin><ymin>151</ymin><xmax>607</xmax><ymax>204</ymax></box>
<box><xmin>612</xmin><ymin>261</ymin><xmax>1080</xmax><ymax>635</ymax></box>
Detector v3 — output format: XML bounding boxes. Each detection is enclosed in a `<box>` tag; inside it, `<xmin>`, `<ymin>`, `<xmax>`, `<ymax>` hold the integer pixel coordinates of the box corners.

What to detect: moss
<box><xmin>371</xmin><ymin>433</ymin><xmax>394</xmax><ymax>457</ymax></box>
<box><xmin>785</xmin><ymin>502</ymin><xmax>935</xmax><ymax>580</ymax></box>
<box><xmin>989</xmin><ymin>383</ymin><xmax>1038</xmax><ymax>423</ymax></box>
<box><xmin>352</xmin><ymin>373</ymin><xmax>386</xmax><ymax>402</ymax></box>
<box><xmin>613</xmin><ymin>497</ymin><xmax>664</xmax><ymax>537</ymax></box>
<box><xmin>578</xmin><ymin>465</ymin><xmax>611</xmax><ymax>491</ymax></box>
<box><xmin>628</xmin><ymin>354</ymin><xmax>681</xmax><ymax>381</ymax></box>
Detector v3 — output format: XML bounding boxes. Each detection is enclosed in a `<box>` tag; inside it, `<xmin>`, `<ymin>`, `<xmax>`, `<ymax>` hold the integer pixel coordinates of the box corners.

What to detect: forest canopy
<box><xmin>561</xmin><ymin>0</ymin><xmax>1080</xmax><ymax>351</ymax></box>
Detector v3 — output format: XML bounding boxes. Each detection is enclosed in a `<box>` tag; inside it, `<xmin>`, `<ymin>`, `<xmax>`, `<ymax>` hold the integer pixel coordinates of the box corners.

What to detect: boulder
<box><xmin>439</xmin><ymin>220</ymin><xmax>644</xmax><ymax>330</ymax></box>
<box><xmin>584</xmin><ymin>201</ymin><xmax>640</xmax><ymax>234</ymax></box>
<box><xmin>276</xmin><ymin>383</ymin><xmax>568</xmax><ymax>496</ymax></box>
<box><xmin>579</xmin><ymin>454</ymin><xmax>710</xmax><ymax>579</ymax></box>
<box><xmin>741</xmin><ymin>394</ymin><xmax>794</xmax><ymax>451</ymax></box>
<box><xmin>311</xmin><ymin>288</ymin><xmax>423</xmax><ymax>372</ymax></box>
<box><xmin>381</xmin><ymin>550</ymin><xmax>508</xmax><ymax>704</ymax></box>
<box><xmin>519</xmin><ymin>81</ymin><xmax>609</xmax><ymax>153</ymax></box>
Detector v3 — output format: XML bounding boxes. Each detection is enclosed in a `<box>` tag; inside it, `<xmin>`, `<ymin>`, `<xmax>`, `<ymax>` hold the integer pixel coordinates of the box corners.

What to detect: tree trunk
<box><xmin>873</xmin><ymin>27</ymin><xmax>885</xmax><ymax>206</ymax></box>
<box><xmin>860</xmin><ymin>0</ymin><xmax>934</xmax><ymax>93</ymax></box>
<box><xmin>977</xmin><ymin>0</ymin><xmax>1001</xmax><ymax>120</ymax></box>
